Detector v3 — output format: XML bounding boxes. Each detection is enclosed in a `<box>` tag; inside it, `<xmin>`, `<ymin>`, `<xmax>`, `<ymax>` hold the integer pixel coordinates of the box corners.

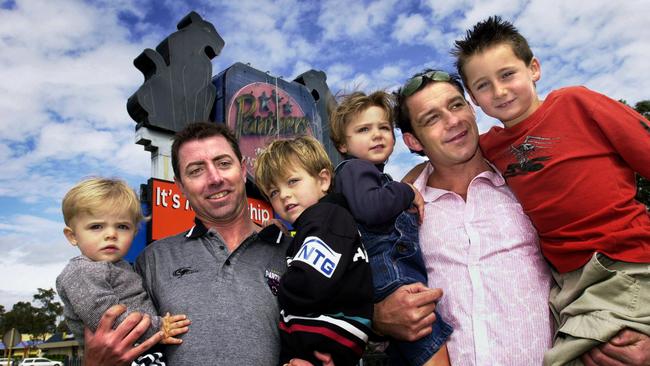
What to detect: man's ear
<box><xmin>402</xmin><ymin>132</ymin><xmax>424</xmax><ymax>153</ymax></box>
<box><xmin>63</xmin><ymin>227</ymin><xmax>78</xmax><ymax>246</ymax></box>
<box><xmin>240</xmin><ymin>158</ymin><xmax>247</xmax><ymax>183</ymax></box>
<box><xmin>317</xmin><ymin>168</ymin><xmax>332</xmax><ymax>193</ymax></box>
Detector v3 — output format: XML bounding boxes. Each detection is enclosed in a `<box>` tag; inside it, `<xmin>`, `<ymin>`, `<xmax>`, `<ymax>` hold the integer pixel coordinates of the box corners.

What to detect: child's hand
<box><xmin>284</xmin><ymin>351</ymin><xmax>334</xmax><ymax>366</ymax></box>
<box><xmin>264</xmin><ymin>218</ymin><xmax>290</xmax><ymax>235</ymax></box>
<box><xmin>407</xmin><ymin>183</ymin><xmax>425</xmax><ymax>224</ymax></box>
<box><xmin>160</xmin><ymin>313</ymin><xmax>191</xmax><ymax>345</ymax></box>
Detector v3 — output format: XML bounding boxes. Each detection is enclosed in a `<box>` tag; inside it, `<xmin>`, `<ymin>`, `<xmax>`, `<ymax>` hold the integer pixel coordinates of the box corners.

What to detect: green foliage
<box><xmin>0</xmin><ymin>288</ymin><xmax>64</xmax><ymax>342</ymax></box>
<box><xmin>33</xmin><ymin>288</ymin><xmax>64</xmax><ymax>335</ymax></box>
<box><xmin>55</xmin><ymin>319</ymin><xmax>71</xmax><ymax>334</ymax></box>
<box><xmin>633</xmin><ymin>101</ymin><xmax>650</xmax><ymax>208</ymax></box>
<box><xmin>637</xmin><ymin>174</ymin><xmax>650</xmax><ymax>208</ymax></box>
<box><xmin>634</xmin><ymin>100</ymin><xmax>650</xmax><ymax>119</ymax></box>
<box><xmin>0</xmin><ymin>304</ymin><xmax>5</xmax><ymax>335</ymax></box>
<box><xmin>3</xmin><ymin>301</ymin><xmax>39</xmax><ymax>335</ymax></box>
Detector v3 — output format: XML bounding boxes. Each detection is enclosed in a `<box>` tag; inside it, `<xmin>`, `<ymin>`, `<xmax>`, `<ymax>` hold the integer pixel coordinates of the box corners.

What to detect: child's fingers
<box><xmin>166</xmin><ymin>314</ymin><xmax>187</xmax><ymax>322</ymax></box>
<box><xmin>171</xmin><ymin>319</ymin><xmax>191</xmax><ymax>328</ymax></box>
<box><xmin>160</xmin><ymin>335</ymin><xmax>183</xmax><ymax>345</ymax></box>
<box><xmin>167</xmin><ymin>326</ymin><xmax>189</xmax><ymax>337</ymax></box>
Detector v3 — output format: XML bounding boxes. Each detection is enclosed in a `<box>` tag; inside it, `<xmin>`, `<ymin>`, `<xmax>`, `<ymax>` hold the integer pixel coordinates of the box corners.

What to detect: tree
<box><xmin>633</xmin><ymin>100</ymin><xmax>650</xmax><ymax>208</ymax></box>
<box><xmin>55</xmin><ymin>319</ymin><xmax>70</xmax><ymax>334</ymax></box>
<box><xmin>3</xmin><ymin>301</ymin><xmax>39</xmax><ymax>335</ymax></box>
<box><xmin>33</xmin><ymin>288</ymin><xmax>63</xmax><ymax>335</ymax></box>
<box><xmin>2</xmin><ymin>288</ymin><xmax>64</xmax><ymax>343</ymax></box>
<box><xmin>634</xmin><ymin>100</ymin><xmax>650</xmax><ymax>120</ymax></box>
<box><xmin>0</xmin><ymin>304</ymin><xmax>5</xmax><ymax>334</ymax></box>
<box><xmin>620</xmin><ymin>99</ymin><xmax>650</xmax><ymax>208</ymax></box>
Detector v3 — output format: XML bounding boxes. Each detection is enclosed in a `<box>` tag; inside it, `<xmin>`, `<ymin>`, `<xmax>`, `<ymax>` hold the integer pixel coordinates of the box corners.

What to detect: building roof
<box><xmin>0</xmin><ymin>340</ymin><xmax>43</xmax><ymax>350</ymax></box>
<box><xmin>38</xmin><ymin>333</ymin><xmax>79</xmax><ymax>350</ymax></box>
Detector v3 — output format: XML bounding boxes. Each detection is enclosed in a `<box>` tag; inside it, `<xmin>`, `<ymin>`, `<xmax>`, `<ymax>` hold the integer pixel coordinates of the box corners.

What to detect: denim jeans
<box><xmin>360</xmin><ymin>211</ymin><xmax>453</xmax><ymax>366</ymax></box>
<box><xmin>360</xmin><ymin>211</ymin><xmax>428</xmax><ymax>302</ymax></box>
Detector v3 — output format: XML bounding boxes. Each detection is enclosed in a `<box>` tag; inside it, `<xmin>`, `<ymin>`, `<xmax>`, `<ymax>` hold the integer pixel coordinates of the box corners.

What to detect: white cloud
<box><xmin>201</xmin><ymin>0</ymin><xmax>320</xmax><ymax>74</ymax></box>
<box><xmin>0</xmin><ymin>214</ymin><xmax>75</xmax><ymax>265</ymax></box>
<box><xmin>377</xmin><ymin>64</ymin><xmax>404</xmax><ymax>82</ymax></box>
<box><xmin>324</xmin><ymin>63</ymin><xmax>357</xmax><ymax>92</ymax></box>
<box><xmin>318</xmin><ymin>0</ymin><xmax>398</xmax><ymax>40</ymax></box>
<box><xmin>421</xmin><ymin>0</ymin><xmax>470</xmax><ymax>19</ymax></box>
<box><xmin>2</xmin><ymin>0</ymin><xmax>650</xmax><ymax>311</ymax></box>
<box><xmin>0</xmin><ymin>262</ymin><xmax>70</xmax><ymax>310</ymax></box>
<box><xmin>459</xmin><ymin>1</ymin><xmax>524</xmax><ymax>31</ymax></box>
<box><xmin>392</xmin><ymin>13</ymin><xmax>428</xmax><ymax>43</ymax></box>
<box><xmin>290</xmin><ymin>60</ymin><xmax>316</xmax><ymax>81</ymax></box>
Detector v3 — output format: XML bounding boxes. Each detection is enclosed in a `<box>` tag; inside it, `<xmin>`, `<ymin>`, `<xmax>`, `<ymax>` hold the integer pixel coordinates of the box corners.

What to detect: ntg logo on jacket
<box><xmin>290</xmin><ymin>236</ymin><xmax>341</xmax><ymax>278</ymax></box>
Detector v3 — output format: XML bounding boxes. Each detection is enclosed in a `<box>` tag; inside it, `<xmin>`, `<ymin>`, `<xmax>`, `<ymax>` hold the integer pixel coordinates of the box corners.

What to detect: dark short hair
<box><xmin>394</xmin><ymin>69</ymin><xmax>465</xmax><ymax>155</ymax></box>
<box><xmin>452</xmin><ymin>15</ymin><xmax>533</xmax><ymax>85</ymax></box>
<box><xmin>171</xmin><ymin>122</ymin><xmax>242</xmax><ymax>180</ymax></box>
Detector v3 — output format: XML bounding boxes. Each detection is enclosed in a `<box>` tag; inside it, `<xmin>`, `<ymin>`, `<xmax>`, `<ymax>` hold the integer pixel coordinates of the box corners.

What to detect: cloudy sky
<box><xmin>1</xmin><ymin>0</ymin><xmax>649</xmax><ymax>310</ymax></box>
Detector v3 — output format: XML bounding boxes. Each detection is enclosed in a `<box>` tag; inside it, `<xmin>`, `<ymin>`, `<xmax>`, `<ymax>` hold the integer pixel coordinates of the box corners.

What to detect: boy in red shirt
<box><xmin>453</xmin><ymin>15</ymin><xmax>650</xmax><ymax>366</ymax></box>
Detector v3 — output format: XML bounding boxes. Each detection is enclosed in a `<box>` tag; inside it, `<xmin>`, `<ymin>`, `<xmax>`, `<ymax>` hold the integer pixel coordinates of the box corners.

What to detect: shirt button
<box><xmin>225</xmin><ymin>259</ymin><xmax>231</xmax><ymax>266</ymax></box>
<box><xmin>219</xmin><ymin>245</ymin><xmax>225</xmax><ymax>250</ymax></box>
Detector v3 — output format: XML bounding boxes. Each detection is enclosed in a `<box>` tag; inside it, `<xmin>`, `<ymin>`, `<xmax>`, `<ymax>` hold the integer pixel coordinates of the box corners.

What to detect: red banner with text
<box><xmin>150</xmin><ymin>178</ymin><xmax>273</xmax><ymax>241</ymax></box>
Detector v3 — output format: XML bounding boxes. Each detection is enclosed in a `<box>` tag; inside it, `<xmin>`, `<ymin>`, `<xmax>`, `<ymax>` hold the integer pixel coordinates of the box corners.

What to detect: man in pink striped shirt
<box><xmin>373</xmin><ymin>70</ymin><xmax>650</xmax><ymax>366</ymax></box>
<box><xmin>378</xmin><ymin>69</ymin><xmax>553</xmax><ymax>365</ymax></box>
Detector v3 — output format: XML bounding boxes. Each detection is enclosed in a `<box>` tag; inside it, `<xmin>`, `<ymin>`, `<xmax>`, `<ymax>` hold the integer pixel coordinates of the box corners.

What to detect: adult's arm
<box><xmin>581</xmin><ymin>329</ymin><xmax>650</xmax><ymax>366</ymax></box>
<box><xmin>373</xmin><ymin>283</ymin><xmax>442</xmax><ymax>341</ymax></box>
<box><xmin>401</xmin><ymin>161</ymin><xmax>428</xmax><ymax>184</ymax></box>
<box><xmin>83</xmin><ymin>305</ymin><xmax>163</xmax><ymax>366</ymax></box>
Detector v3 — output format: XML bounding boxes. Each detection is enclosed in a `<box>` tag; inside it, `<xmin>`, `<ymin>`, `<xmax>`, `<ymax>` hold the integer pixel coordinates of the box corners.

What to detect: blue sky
<box><xmin>1</xmin><ymin>0</ymin><xmax>649</xmax><ymax>310</ymax></box>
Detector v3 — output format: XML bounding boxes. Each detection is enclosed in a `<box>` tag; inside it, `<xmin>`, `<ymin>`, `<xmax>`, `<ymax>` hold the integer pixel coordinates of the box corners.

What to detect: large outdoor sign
<box><xmin>148</xmin><ymin>178</ymin><xmax>273</xmax><ymax>241</ymax></box>
<box><xmin>212</xmin><ymin>62</ymin><xmax>325</xmax><ymax>179</ymax></box>
<box><xmin>227</xmin><ymin>82</ymin><xmax>312</xmax><ymax>173</ymax></box>
<box><xmin>128</xmin><ymin>12</ymin><xmax>336</xmax><ymax>247</ymax></box>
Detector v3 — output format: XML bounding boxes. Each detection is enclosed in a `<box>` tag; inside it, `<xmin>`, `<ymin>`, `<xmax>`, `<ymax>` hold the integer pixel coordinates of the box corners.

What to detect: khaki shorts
<box><xmin>544</xmin><ymin>252</ymin><xmax>650</xmax><ymax>366</ymax></box>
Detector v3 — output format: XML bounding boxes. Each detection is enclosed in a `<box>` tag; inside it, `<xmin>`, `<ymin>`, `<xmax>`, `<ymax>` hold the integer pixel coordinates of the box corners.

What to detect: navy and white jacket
<box><xmin>262</xmin><ymin>193</ymin><xmax>374</xmax><ymax>366</ymax></box>
<box><xmin>335</xmin><ymin>157</ymin><xmax>414</xmax><ymax>233</ymax></box>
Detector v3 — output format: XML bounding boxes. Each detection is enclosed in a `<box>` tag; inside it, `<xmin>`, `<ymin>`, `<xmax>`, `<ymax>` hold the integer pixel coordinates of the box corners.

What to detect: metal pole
<box><xmin>6</xmin><ymin>328</ymin><xmax>15</xmax><ymax>366</ymax></box>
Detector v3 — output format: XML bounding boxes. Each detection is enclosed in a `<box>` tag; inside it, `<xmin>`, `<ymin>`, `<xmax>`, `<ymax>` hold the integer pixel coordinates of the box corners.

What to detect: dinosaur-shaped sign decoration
<box><xmin>127</xmin><ymin>11</ymin><xmax>225</xmax><ymax>132</ymax></box>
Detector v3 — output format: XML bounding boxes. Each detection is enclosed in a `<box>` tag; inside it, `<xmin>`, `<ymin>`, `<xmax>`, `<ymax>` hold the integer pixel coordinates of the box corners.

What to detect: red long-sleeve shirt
<box><xmin>480</xmin><ymin>86</ymin><xmax>650</xmax><ymax>273</ymax></box>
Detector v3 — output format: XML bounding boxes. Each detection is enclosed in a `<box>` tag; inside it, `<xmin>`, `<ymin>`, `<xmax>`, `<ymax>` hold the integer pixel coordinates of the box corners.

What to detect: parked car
<box><xmin>18</xmin><ymin>359</ymin><xmax>62</xmax><ymax>366</ymax></box>
<box><xmin>0</xmin><ymin>358</ymin><xmax>16</xmax><ymax>366</ymax></box>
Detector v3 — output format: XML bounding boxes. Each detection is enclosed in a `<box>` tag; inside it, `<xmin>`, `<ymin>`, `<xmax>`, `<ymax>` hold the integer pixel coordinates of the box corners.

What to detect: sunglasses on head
<box><xmin>400</xmin><ymin>71</ymin><xmax>451</xmax><ymax>97</ymax></box>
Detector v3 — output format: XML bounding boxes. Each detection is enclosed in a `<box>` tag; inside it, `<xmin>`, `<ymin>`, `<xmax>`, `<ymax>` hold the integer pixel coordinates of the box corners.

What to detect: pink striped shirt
<box><xmin>414</xmin><ymin>163</ymin><xmax>553</xmax><ymax>366</ymax></box>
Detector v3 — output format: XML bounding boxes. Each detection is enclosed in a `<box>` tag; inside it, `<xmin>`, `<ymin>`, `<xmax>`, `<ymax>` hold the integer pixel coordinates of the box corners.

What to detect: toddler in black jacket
<box><xmin>254</xmin><ymin>136</ymin><xmax>373</xmax><ymax>366</ymax></box>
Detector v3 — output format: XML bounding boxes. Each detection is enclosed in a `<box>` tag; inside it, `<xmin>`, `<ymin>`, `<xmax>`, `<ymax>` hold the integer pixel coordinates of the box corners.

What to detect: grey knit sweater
<box><xmin>56</xmin><ymin>255</ymin><xmax>162</xmax><ymax>344</ymax></box>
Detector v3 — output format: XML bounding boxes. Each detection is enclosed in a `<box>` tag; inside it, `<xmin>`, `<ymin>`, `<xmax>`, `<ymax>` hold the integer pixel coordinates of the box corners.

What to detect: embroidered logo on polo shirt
<box><xmin>265</xmin><ymin>269</ymin><xmax>281</xmax><ymax>296</ymax></box>
<box><xmin>290</xmin><ymin>236</ymin><xmax>341</xmax><ymax>278</ymax></box>
<box><xmin>172</xmin><ymin>267</ymin><xmax>199</xmax><ymax>278</ymax></box>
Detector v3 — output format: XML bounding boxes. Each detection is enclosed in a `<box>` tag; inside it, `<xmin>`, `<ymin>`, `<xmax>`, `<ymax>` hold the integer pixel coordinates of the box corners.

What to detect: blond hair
<box><xmin>62</xmin><ymin>177</ymin><xmax>144</xmax><ymax>227</ymax></box>
<box><xmin>329</xmin><ymin>91</ymin><xmax>395</xmax><ymax>153</ymax></box>
<box><xmin>254</xmin><ymin>136</ymin><xmax>333</xmax><ymax>198</ymax></box>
